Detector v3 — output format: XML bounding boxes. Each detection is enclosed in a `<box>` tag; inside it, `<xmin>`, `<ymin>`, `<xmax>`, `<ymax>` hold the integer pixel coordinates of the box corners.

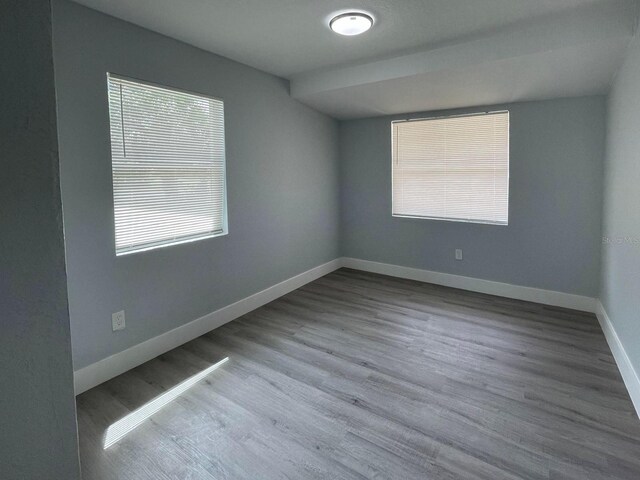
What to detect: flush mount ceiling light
<box><xmin>330</xmin><ymin>12</ymin><xmax>373</xmax><ymax>36</ymax></box>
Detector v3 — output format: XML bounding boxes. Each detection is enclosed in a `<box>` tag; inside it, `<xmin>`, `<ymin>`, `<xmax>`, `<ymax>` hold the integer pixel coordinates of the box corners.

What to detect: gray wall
<box><xmin>52</xmin><ymin>0</ymin><xmax>340</xmax><ymax>370</ymax></box>
<box><xmin>339</xmin><ymin>97</ymin><xmax>605</xmax><ymax>297</ymax></box>
<box><xmin>0</xmin><ymin>0</ymin><xmax>80</xmax><ymax>477</ymax></box>
<box><xmin>601</xmin><ymin>34</ymin><xmax>640</xmax><ymax>371</ymax></box>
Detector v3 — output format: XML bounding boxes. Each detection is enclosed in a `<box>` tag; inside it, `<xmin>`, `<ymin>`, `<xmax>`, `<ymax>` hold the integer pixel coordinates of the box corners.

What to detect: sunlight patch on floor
<box><xmin>103</xmin><ymin>356</ymin><xmax>229</xmax><ymax>448</ymax></box>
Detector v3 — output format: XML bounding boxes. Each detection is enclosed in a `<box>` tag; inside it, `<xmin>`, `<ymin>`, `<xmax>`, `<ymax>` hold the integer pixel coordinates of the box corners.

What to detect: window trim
<box><xmin>390</xmin><ymin>110</ymin><xmax>510</xmax><ymax>226</ymax></box>
<box><xmin>107</xmin><ymin>73</ymin><xmax>229</xmax><ymax>256</ymax></box>
<box><xmin>108</xmin><ymin>72</ymin><xmax>225</xmax><ymax>108</ymax></box>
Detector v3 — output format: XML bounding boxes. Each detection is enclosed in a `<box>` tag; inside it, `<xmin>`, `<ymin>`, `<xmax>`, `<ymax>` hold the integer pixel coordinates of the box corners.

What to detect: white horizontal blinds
<box><xmin>392</xmin><ymin>112</ymin><xmax>509</xmax><ymax>224</ymax></box>
<box><xmin>107</xmin><ymin>74</ymin><xmax>226</xmax><ymax>255</ymax></box>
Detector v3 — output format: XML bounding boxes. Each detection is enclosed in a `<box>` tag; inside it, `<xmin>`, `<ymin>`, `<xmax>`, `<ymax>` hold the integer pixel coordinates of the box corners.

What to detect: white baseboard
<box><xmin>595</xmin><ymin>301</ymin><xmax>640</xmax><ymax>418</ymax></box>
<box><xmin>75</xmin><ymin>256</ymin><xmax>599</xmax><ymax>394</ymax></box>
<box><xmin>342</xmin><ymin>257</ymin><xmax>597</xmax><ymax>312</ymax></box>
<box><xmin>74</xmin><ymin>256</ymin><xmax>639</xmax><ymax>420</ymax></box>
<box><xmin>73</xmin><ymin>259</ymin><xmax>343</xmax><ymax>395</ymax></box>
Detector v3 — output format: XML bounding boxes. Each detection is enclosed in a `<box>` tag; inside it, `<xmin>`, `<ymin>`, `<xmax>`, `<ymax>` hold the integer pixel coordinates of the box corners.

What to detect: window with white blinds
<box><xmin>107</xmin><ymin>74</ymin><xmax>227</xmax><ymax>255</ymax></box>
<box><xmin>392</xmin><ymin>111</ymin><xmax>509</xmax><ymax>225</ymax></box>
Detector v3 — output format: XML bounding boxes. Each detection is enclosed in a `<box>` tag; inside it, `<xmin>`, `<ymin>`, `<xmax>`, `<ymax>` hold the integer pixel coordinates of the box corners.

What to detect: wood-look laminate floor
<box><xmin>77</xmin><ymin>269</ymin><xmax>640</xmax><ymax>480</ymax></box>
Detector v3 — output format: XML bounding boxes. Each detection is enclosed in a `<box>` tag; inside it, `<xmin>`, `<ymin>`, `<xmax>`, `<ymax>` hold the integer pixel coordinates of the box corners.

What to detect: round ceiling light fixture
<box><xmin>330</xmin><ymin>12</ymin><xmax>373</xmax><ymax>36</ymax></box>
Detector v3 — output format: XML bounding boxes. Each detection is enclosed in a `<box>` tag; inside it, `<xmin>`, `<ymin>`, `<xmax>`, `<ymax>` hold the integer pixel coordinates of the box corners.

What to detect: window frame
<box><xmin>106</xmin><ymin>73</ymin><xmax>229</xmax><ymax>256</ymax></box>
<box><xmin>391</xmin><ymin>110</ymin><xmax>510</xmax><ymax>226</ymax></box>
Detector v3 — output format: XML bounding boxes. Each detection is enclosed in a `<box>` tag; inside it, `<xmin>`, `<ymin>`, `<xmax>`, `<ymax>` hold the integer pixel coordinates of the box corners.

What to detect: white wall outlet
<box><xmin>112</xmin><ymin>310</ymin><xmax>126</xmax><ymax>331</ymax></box>
<box><xmin>455</xmin><ymin>249</ymin><xmax>463</xmax><ymax>261</ymax></box>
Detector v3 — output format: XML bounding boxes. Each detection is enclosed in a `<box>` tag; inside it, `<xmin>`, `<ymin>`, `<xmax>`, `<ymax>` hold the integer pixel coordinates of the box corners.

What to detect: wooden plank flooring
<box><xmin>76</xmin><ymin>269</ymin><xmax>640</xmax><ymax>479</ymax></box>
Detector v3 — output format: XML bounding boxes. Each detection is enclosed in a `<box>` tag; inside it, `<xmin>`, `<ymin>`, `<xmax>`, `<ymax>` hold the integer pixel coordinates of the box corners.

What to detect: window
<box><xmin>107</xmin><ymin>74</ymin><xmax>227</xmax><ymax>255</ymax></box>
<box><xmin>392</xmin><ymin>111</ymin><xmax>509</xmax><ymax>225</ymax></box>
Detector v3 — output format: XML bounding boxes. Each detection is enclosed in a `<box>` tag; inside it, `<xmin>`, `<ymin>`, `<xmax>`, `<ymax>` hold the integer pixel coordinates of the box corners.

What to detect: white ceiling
<box><xmin>73</xmin><ymin>0</ymin><xmax>639</xmax><ymax>118</ymax></box>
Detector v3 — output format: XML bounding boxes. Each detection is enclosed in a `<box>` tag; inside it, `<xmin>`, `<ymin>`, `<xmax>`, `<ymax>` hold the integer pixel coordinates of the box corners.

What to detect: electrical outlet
<box><xmin>455</xmin><ymin>249</ymin><xmax>463</xmax><ymax>261</ymax></box>
<box><xmin>112</xmin><ymin>310</ymin><xmax>126</xmax><ymax>331</ymax></box>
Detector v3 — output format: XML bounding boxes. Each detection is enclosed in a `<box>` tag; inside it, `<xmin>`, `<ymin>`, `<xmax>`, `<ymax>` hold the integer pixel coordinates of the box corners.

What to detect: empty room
<box><xmin>4</xmin><ymin>0</ymin><xmax>640</xmax><ymax>478</ymax></box>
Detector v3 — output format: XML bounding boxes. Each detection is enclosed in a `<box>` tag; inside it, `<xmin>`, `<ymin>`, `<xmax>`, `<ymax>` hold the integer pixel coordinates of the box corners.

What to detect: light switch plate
<box><xmin>455</xmin><ymin>249</ymin><xmax>463</xmax><ymax>261</ymax></box>
<box><xmin>112</xmin><ymin>310</ymin><xmax>126</xmax><ymax>331</ymax></box>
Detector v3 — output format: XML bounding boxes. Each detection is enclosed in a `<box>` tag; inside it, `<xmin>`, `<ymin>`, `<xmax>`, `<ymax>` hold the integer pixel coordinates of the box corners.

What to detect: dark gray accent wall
<box><xmin>601</xmin><ymin>35</ymin><xmax>640</xmax><ymax>371</ymax></box>
<box><xmin>340</xmin><ymin>97</ymin><xmax>605</xmax><ymax>297</ymax></box>
<box><xmin>52</xmin><ymin>0</ymin><xmax>340</xmax><ymax>370</ymax></box>
<box><xmin>0</xmin><ymin>0</ymin><xmax>80</xmax><ymax>477</ymax></box>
